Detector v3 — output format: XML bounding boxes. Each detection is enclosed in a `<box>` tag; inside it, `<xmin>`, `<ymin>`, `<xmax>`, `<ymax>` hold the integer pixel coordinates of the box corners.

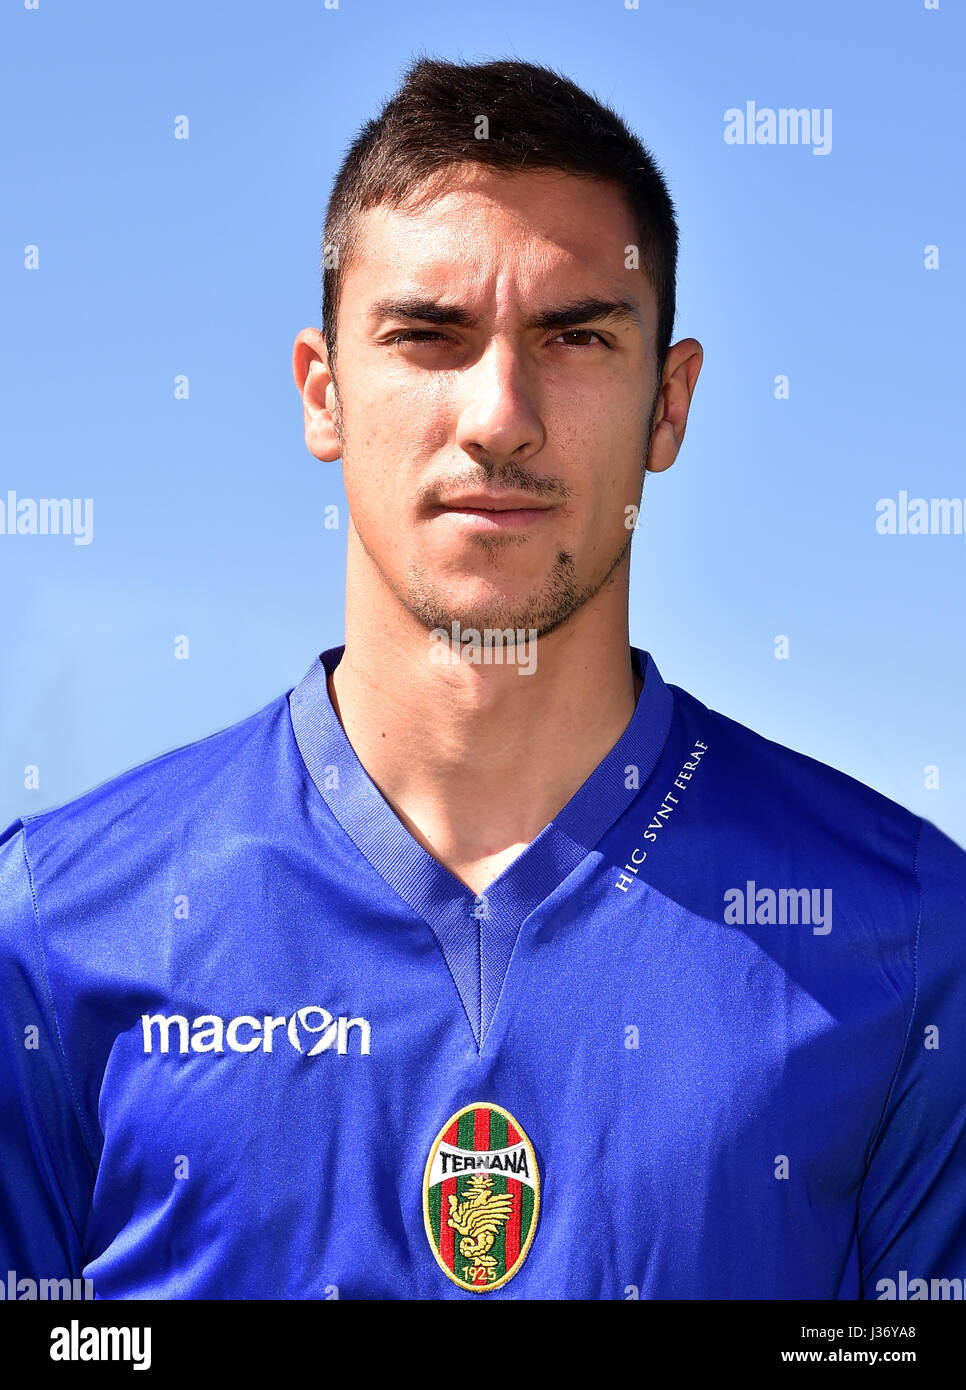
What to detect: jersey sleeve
<box><xmin>858</xmin><ymin>814</ymin><xmax>966</xmax><ymax>1297</ymax></box>
<box><xmin>0</xmin><ymin>819</ymin><xmax>95</xmax><ymax>1282</ymax></box>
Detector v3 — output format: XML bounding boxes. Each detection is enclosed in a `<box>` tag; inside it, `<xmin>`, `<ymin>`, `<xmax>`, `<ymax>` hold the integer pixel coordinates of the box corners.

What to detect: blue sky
<box><xmin>2</xmin><ymin>0</ymin><xmax>964</xmax><ymax>844</ymax></box>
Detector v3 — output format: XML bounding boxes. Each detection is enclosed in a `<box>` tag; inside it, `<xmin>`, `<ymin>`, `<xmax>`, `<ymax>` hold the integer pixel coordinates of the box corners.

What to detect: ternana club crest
<box><xmin>423</xmin><ymin>1102</ymin><xmax>540</xmax><ymax>1293</ymax></box>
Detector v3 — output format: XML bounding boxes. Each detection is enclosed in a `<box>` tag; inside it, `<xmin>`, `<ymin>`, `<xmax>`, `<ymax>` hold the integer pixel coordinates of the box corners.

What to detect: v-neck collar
<box><xmin>289</xmin><ymin>644</ymin><xmax>674</xmax><ymax>1050</ymax></box>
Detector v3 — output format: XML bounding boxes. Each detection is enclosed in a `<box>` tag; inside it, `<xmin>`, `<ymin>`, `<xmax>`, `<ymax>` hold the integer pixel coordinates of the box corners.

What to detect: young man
<box><xmin>1</xmin><ymin>58</ymin><xmax>963</xmax><ymax>1301</ymax></box>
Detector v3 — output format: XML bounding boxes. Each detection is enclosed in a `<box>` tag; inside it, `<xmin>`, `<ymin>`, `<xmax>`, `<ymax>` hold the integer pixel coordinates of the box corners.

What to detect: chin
<box><xmin>403</xmin><ymin>544</ymin><xmax>590</xmax><ymax>640</ymax></box>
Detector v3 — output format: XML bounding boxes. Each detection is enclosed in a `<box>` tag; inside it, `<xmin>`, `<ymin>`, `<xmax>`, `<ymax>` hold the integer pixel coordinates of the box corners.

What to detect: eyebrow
<box><xmin>368</xmin><ymin>294</ymin><xmax>643</xmax><ymax>332</ymax></box>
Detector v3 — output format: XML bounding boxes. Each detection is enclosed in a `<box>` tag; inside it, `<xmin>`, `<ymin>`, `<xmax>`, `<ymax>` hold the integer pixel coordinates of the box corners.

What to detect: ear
<box><xmin>292</xmin><ymin>327</ymin><xmax>342</xmax><ymax>462</ymax></box>
<box><xmin>645</xmin><ymin>338</ymin><xmax>704</xmax><ymax>474</ymax></box>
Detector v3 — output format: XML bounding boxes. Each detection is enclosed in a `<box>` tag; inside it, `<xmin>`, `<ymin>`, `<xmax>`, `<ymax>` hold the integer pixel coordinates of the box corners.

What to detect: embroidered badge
<box><xmin>423</xmin><ymin>1101</ymin><xmax>540</xmax><ymax>1292</ymax></box>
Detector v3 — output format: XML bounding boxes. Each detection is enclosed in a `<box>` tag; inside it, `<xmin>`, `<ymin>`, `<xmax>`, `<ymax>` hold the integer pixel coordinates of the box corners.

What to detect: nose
<box><xmin>453</xmin><ymin>337</ymin><xmax>546</xmax><ymax>469</ymax></box>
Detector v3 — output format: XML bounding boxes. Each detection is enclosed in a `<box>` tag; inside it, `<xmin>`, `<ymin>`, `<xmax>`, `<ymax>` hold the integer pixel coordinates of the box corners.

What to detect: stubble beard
<box><xmin>404</xmin><ymin>530</ymin><xmax>633</xmax><ymax>643</ymax></box>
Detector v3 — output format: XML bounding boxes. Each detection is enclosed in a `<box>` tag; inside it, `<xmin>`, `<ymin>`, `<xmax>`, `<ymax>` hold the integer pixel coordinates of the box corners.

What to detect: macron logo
<box><xmin>141</xmin><ymin>1007</ymin><xmax>371</xmax><ymax>1056</ymax></box>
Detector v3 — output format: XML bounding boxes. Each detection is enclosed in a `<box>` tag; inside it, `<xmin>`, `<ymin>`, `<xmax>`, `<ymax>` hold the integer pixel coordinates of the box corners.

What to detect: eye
<box><xmin>386</xmin><ymin>327</ymin><xmax>611</xmax><ymax>350</ymax></box>
<box><xmin>552</xmin><ymin>329</ymin><xmax>610</xmax><ymax>348</ymax></box>
<box><xmin>388</xmin><ymin>330</ymin><xmax>448</xmax><ymax>345</ymax></box>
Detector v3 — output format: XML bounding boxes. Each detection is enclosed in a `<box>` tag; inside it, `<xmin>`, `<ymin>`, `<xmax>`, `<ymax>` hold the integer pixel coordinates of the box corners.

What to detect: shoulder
<box><xmin>672</xmin><ymin>680</ymin><xmax>923</xmax><ymax>829</ymax></box>
<box><xmin>10</xmin><ymin>691</ymin><xmax>294</xmax><ymax>892</ymax></box>
<box><xmin>666</xmin><ymin>680</ymin><xmax>965</xmax><ymax>894</ymax></box>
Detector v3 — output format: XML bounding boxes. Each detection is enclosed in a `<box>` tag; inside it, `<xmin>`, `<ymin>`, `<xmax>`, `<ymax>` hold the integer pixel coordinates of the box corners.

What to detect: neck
<box><xmin>329</xmin><ymin>552</ymin><xmax>642</xmax><ymax>895</ymax></box>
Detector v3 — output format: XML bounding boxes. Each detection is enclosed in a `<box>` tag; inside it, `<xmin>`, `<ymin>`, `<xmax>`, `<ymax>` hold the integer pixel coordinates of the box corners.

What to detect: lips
<box><xmin>430</xmin><ymin>500</ymin><xmax>556</xmax><ymax>532</ymax></box>
<box><xmin>435</xmin><ymin>492</ymin><xmax>555</xmax><ymax>512</ymax></box>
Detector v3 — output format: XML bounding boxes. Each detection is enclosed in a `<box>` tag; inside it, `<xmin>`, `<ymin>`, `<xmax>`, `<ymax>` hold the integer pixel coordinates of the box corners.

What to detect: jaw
<box><xmin>345</xmin><ymin>507</ymin><xmax>633</xmax><ymax>646</ymax></box>
<box><xmin>402</xmin><ymin>529</ymin><xmax>633</xmax><ymax>641</ymax></box>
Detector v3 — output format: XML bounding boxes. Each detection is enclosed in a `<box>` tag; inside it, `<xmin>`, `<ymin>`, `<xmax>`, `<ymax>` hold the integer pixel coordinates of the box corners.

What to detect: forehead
<box><xmin>344</xmin><ymin>167</ymin><xmax>643</xmax><ymax>305</ymax></box>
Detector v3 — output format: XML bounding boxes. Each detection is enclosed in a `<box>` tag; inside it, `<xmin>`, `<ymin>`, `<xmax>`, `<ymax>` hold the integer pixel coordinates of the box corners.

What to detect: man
<box><xmin>1</xmin><ymin>57</ymin><xmax>963</xmax><ymax>1301</ymax></box>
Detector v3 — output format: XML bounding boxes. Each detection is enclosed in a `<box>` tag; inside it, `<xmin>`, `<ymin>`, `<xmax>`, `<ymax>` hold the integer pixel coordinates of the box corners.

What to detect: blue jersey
<box><xmin>1</xmin><ymin>646</ymin><xmax>964</xmax><ymax>1299</ymax></box>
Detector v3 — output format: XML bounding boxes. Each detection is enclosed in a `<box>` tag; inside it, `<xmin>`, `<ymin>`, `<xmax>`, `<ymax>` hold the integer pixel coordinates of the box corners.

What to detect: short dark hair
<box><xmin>321</xmin><ymin>55</ymin><xmax>678</xmax><ymax>382</ymax></box>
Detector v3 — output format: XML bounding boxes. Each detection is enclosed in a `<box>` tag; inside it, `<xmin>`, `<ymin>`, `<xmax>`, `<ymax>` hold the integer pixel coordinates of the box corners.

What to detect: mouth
<box><xmin>429</xmin><ymin>493</ymin><xmax>557</xmax><ymax>532</ymax></box>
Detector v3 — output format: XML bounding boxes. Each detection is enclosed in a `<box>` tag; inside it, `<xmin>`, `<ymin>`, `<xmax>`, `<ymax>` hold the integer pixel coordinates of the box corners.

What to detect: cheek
<box><xmin>566</xmin><ymin>411</ymin><xmax>642</xmax><ymax>545</ymax></box>
<box><xmin>342</xmin><ymin>465</ymin><xmax>400</xmax><ymax>555</ymax></box>
<box><xmin>344</xmin><ymin>368</ymin><xmax>448</xmax><ymax>461</ymax></box>
<box><xmin>340</xmin><ymin>383</ymin><xmax>453</xmax><ymax>530</ymax></box>
<box><xmin>339</xmin><ymin>395</ymin><xmax>405</xmax><ymax>505</ymax></box>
